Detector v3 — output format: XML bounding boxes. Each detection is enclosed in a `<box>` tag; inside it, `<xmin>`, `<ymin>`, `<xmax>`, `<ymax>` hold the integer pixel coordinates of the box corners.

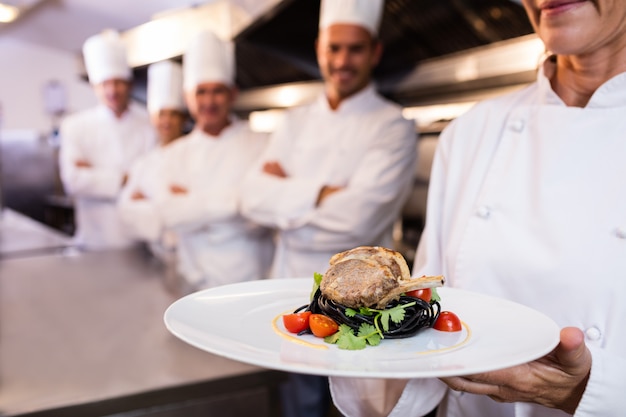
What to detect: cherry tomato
<box><xmin>433</xmin><ymin>311</ymin><xmax>462</xmax><ymax>332</ymax></box>
<box><xmin>405</xmin><ymin>288</ymin><xmax>432</xmax><ymax>303</ymax></box>
<box><xmin>283</xmin><ymin>311</ymin><xmax>311</xmax><ymax>334</ymax></box>
<box><xmin>309</xmin><ymin>314</ymin><xmax>339</xmax><ymax>338</ymax></box>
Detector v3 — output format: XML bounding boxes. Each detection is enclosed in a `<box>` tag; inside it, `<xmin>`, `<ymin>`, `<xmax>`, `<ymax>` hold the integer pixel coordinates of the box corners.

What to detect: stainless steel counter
<box><xmin>0</xmin><ymin>209</ymin><xmax>71</xmax><ymax>259</ymax></box>
<box><xmin>0</xmin><ymin>247</ymin><xmax>281</xmax><ymax>416</ymax></box>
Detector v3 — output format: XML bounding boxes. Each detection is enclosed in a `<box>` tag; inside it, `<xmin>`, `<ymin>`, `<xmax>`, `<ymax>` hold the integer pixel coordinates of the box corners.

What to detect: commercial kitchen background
<box><xmin>1</xmin><ymin>0</ymin><xmax>541</xmax><ymax>416</ymax></box>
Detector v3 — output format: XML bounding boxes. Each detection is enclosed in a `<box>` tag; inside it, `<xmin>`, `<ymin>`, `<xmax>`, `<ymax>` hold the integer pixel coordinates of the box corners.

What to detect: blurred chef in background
<box><xmin>118</xmin><ymin>30</ymin><xmax>272</xmax><ymax>291</ymax></box>
<box><xmin>59</xmin><ymin>29</ymin><xmax>155</xmax><ymax>250</ymax></box>
<box><xmin>118</xmin><ymin>60</ymin><xmax>186</xmax><ymax>282</ymax></box>
<box><xmin>146</xmin><ymin>60</ymin><xmax>188</xmax><ymax>147</ymax></box>
<box><xmin>240</xmin><ymin>0</ymin><xmax>417</xmax><ymax>416</ymax></box>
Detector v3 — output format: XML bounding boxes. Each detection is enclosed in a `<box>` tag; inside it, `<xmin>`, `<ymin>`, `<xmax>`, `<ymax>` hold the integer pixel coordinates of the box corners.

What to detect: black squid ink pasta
<box><xmin>294</xmin><ymin>288</ymin><xmax>441</xmax><ymax>339</ymax></box>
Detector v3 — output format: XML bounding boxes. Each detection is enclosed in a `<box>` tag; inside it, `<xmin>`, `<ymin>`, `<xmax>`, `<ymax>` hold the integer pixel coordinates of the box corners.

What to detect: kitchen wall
<box><xmin>0</xmin><ymin>37</ymin><xmax>96</xmax><ymax>134</ymax></box>
<box><xmin>0</xmin><ymin>38</ymin><xmax>96</xmax><ymax>226</ymax></box>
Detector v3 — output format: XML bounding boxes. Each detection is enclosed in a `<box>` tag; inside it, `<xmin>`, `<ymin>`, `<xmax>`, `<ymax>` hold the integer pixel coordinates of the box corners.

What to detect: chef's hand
<box><xmin>440</xmin><ymin>327</ymin><xmax>591</xmax><ymax>414</ymax></box>
<box><xmin>170</xmin><ymin>184</ymin><xmax>188</xmax><ymax>195</ymax></box>
<box><xmin>131</xmin><ymin>190</ymin><xmax>146</xmax><ymax>200</ymax></box>
<box><xmin>316</xmin><ymin>185</ymin><xmax>343</xmax><ymax>206</ymax></box>
<box><xmin>75</xmin><ymin>159</ymin><xmax>92</xmax><ymax>168</ymax></box>
<box><xmin>262</xmin><ymin>161</ymin><xmax>287</xmax><ymax>178</ymax></box>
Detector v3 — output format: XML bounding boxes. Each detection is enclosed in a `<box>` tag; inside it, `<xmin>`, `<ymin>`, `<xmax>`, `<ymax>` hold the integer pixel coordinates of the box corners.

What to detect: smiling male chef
<box><xmin>117</xmin><ymin>30</ymin><xmax>273</xmax><ymax>291</ymax></box>
<box><xmin>59</xmin><ymin>30</ymin><xmax>155</xmax><ymax>250</ymax></box>
<box><xmin>240</xmin><ymin>0</ymin><xmax>417</xmax><ymax>416</ymax></box>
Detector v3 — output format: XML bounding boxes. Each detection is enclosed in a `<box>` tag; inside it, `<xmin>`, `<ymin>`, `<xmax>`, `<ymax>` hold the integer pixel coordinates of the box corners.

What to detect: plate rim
<box><xmin>164</xmin><ymin>278</ymin><xmax>561</xmax><ymax>378</ymax></box>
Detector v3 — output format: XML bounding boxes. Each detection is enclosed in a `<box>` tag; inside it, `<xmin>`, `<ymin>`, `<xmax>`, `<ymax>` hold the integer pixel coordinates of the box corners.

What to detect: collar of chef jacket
<box><xmin>537</xmin><ymin>55</ymin><xmax>626</xmax><ymax>108</ymax></box>
<box><xmin>95</xmin><ymin>101</ymin><xmax>140</xmax><ymax>122</ymax></box>
<box><xmin>316</xmin><ymin>82</ymin><xmax>379</xmax><ymax>115</ymax></box>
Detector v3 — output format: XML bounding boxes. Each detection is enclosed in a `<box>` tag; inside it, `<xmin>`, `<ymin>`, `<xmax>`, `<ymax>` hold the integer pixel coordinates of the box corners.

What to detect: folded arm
<box><xmin>59</xmin><ymin>131</ymin><xmax>124</xmax><ymax>199</ymax></box>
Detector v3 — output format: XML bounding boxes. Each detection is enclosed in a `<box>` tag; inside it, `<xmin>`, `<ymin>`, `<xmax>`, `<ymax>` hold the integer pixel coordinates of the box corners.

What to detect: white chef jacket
<box><xmin>59</xmin><ymin>103</ymin><xmax>156</xmax><ymax>250</ymax></box>
<box><xmin>240</xmin><ymin>84</ymin><xmax>417</xmax><ymax>278</ymax></box>
<box><xmin>118</xmin><ymin>119</ymin><xmax>273</xmax><ymax>289</ymax></box>
<box><xmin>330</xmin><ymin>59</ymin><xmax>626</xmax><ymax>417</ymax></box>
<box><xmin>118</xmin><ymin>145</ymin><xmax>178</xmax><ymax>261</ymax></box>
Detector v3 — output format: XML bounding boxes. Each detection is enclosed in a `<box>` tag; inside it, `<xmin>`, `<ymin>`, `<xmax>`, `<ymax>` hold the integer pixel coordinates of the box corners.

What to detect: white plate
<box><xmin>164</xmin><ymin>278</ymin><xmax>560</xmax><ymax>378</ymax></box>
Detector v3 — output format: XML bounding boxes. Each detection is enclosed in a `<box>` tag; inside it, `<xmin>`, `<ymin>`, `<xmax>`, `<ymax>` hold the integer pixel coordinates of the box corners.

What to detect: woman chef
<box><xmin>145</xmin><ymin>60</ymin><xmax>187</xmax><ymax>148</ymax></box>
<box><xmin>118</xmin><ymin>60</ymin><xmax>186</xmax><ymax>274</ymax></box>
<box><xmin>59</xmin><ymin>30</ymin><xmax>155</xmax><ymax>250</ymax></box>
<box><xmin>330</xmin><ymin>0</ymin><xmax>626</xmax><ymax>416</ymax></box>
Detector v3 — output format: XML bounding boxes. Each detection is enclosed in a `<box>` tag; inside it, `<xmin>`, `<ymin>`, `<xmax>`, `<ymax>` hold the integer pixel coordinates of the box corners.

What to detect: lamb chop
<box><xmin>320</xmin><ymin>246</ymin><xmax>445</xmax><ymax>309</ymax></box>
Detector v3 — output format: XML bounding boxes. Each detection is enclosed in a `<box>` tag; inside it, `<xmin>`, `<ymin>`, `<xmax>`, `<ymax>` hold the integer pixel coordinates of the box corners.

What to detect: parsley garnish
<box><xmin>430</xmin><ymin>287</ymin><xmax>441</xmax><ymax>303</ymax></box>
<box><xmin>326</xmin><ymin>302</ymin><xmax>415</xmax><ymax>350</ymax></box>
<box><xmin>310</xmin><ymin>272</ymin><xmax>323</xmax><ymax>301</ymax></box>
<box><xmin>324</xmin><ymin>324</ymin><xmax>381</xmax><ymax>350</ymax></box>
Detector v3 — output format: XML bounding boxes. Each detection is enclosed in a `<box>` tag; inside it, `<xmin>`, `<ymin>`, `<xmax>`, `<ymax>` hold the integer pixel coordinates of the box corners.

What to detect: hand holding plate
<box><xmin>440</xmin><ymin>326</ymin><xmax>591</xmax><ymax>414</ymax></box>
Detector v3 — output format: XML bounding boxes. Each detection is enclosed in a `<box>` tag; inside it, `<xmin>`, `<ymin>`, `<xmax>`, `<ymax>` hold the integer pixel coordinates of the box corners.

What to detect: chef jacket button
<box><xmin>585</xmin><ymin>326</ymin><xmax>601</xmax><ymax>341</ymax></box>
<box><xmin>476</xmin><ymin>205</ymin><xmax>491</xmax><ymax>219</ymax></box>
<box><xmin>510</xmin><ymin>119</ymin><xmax>525</xmax><ymax>132</ymax></box>
<box><xmin>613</xmin><ymin>227</ymin><xmax>626</xmax><ymax>239</ymax></box>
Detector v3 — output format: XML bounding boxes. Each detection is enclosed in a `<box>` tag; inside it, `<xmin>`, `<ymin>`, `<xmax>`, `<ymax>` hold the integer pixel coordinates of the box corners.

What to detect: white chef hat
<box><xmin>319</xmin><ymin>0</ymin><xmax>384</xmax><ymax>36</ymax></box>
<box><xmin>183</xmin><ymin>30</ymin><xmax>235</xmax><ymax>92</ymax></box>
<box><xmin>82</xmin><ymin>29</ymin><xmax>131</xmax><ymax>85</ymax></box>
<box><xmin>147</xmin><ymin>60</ymin><xmax>185</xmax><ymax>115</ymax></box>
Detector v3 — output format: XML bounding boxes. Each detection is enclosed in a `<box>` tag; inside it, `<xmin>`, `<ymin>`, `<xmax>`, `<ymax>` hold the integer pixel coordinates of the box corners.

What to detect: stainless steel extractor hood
<box><xmin>234</xmin><ymin>34</ymin><xmax>544</xmax><ymax>112</ymax></box>
<box><xmin>115</xmin><ymin>0</ymin><xmax>537</xmax><ymax>111</ymax></box>
<box><xmin>121</xmin><ymin>0</ymin><xmax>285</xmax><ymax>68</ymax></box>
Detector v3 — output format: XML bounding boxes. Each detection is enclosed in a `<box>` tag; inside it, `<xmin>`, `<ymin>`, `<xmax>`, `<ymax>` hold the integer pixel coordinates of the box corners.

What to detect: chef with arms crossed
<box><xmin>59</xmin><ymin>29</ymin><xmax>155</xmax><ymax>250</ymax></box>
<box><xmin>240</xmin><ymin>0</ymin><xmax>416</xmax><ymax>415</ymax></box>
<box><xmin>118</xmin><ymin>30</ymin><xmax>272</xmax><ymax>291</ymax></box>
<box><xmin>118</xmin><ymin>60</ymin><xmax>186</xmax><ymax>271</ymax></box>
<box><xmin>145</xmin><ymin>60</ymin><xmax>188</xmax><ymax>148</ymax></box>
<box><xmin>330</xmin><ymin>0</ymin><xmax>626</xmax><ymax>416</ymax></box>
